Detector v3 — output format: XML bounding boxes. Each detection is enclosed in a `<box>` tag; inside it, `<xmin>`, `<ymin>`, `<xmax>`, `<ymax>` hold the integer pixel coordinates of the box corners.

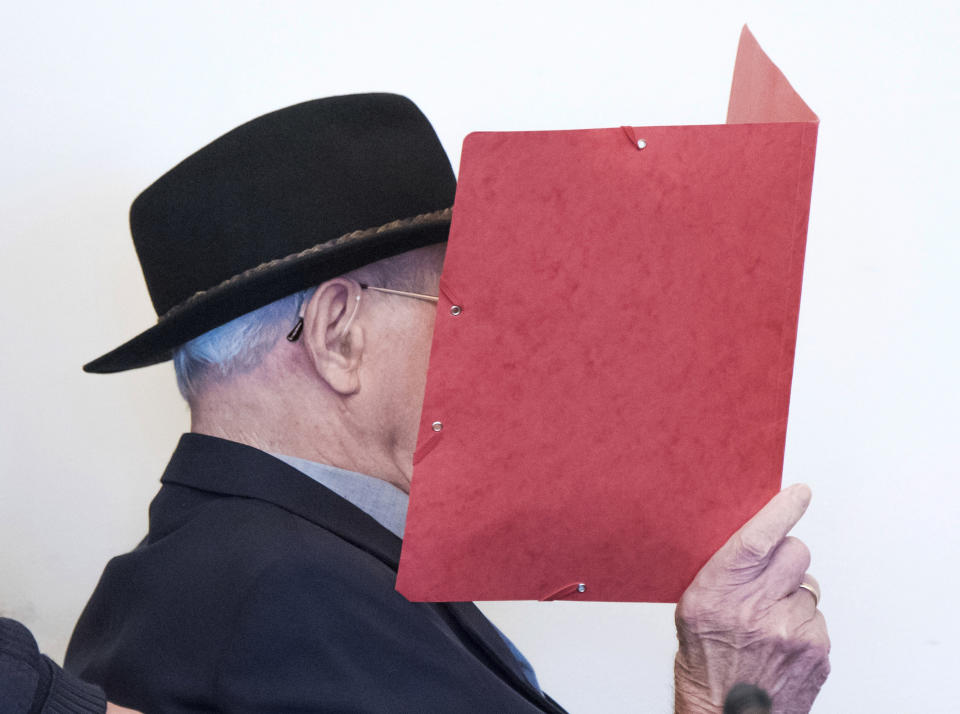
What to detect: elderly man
<box><xmin>58</xmin><ymin>94</ymin><xmax>828</xmax><ymax>712</ymax></box>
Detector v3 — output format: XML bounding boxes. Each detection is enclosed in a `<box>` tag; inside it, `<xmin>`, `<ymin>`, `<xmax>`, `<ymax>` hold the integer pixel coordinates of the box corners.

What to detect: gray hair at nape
<box><xmin>172</xmin><ymin>243</ymin><xmax>446</xmax><ymax>403</ymax></box>
<box><xmin>173</xmin><ymin>288</ymin><xmax>314</xmax><ymax>401</ymax></box>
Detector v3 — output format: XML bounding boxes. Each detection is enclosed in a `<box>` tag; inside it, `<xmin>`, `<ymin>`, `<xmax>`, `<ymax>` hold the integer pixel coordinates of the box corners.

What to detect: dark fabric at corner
<box><xmin>0</xmin><ymin>618</ymin><xmax>39</xmax><ymax>714</ymax></box>
<box><xmin>65</xmin><ymin>434</ymin><xmax>567</xmax><ymax>713</ymax></box>
<box><xmin>0</xmin><ymin>618</ymin><xmax>105</xmax><ymax>714</ymax></box>
<box><xmin>37</xmin><ymin>656</ymin><xmax>107</xmax><ymax>714</ymax></box>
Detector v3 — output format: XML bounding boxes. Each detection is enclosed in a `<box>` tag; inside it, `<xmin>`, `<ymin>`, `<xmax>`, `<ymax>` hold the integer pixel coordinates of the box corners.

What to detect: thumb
<box><xmin>707</xmin><ymin>483</ymin><xmax>812</xmax><ymax>577</ymax></box>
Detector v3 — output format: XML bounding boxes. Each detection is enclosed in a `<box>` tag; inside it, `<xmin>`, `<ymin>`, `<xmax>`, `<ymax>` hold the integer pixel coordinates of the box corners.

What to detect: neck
<box><xmin>188</xmin><ymin>374</ymin><xmax>414</xmax><ymax>492</ymax></box>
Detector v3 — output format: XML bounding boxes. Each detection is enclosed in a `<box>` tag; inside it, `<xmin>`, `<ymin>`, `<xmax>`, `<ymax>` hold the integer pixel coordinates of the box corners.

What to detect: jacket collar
<box><xmin>159</xmin><ymin>433</ymin><xmax>567</xmax><ymax>714</ymax></box>
<box><xmin>160</xmin><ymin>433</ymin><xmax>403</xmax><ymax>570</ymax></box>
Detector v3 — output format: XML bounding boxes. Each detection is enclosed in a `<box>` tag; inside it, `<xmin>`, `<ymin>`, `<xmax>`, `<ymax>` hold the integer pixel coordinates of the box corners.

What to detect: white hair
<box><xmin>173</xmin><ymin>244</ymin><xmax>445</xmax><ymax>402</ymax></box>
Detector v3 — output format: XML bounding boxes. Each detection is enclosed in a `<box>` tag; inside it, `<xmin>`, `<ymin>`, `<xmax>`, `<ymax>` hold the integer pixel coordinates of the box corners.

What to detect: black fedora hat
<box><xmin>84</xmin><ymin>93</ymin><xmax>455</xmax><ymax>374</ymax></box>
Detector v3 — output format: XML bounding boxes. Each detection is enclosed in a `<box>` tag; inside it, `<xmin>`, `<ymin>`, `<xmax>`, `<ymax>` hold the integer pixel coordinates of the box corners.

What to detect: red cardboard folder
<box><xmin>397</xmin><ymin>27</ymin><xmax>819</xmax><ymax>603</ymax></box>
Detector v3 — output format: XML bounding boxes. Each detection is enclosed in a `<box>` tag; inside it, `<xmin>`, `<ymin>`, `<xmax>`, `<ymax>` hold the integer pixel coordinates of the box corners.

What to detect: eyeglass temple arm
<box><xmin>359</xmin><ymin>284</ymin><xmax>439</xmax><ymax>303</ymax></box>
<box><xmin>288</xmin><ymin>282</ymin><xmax>439</xmax><ymax>342</ymax></box>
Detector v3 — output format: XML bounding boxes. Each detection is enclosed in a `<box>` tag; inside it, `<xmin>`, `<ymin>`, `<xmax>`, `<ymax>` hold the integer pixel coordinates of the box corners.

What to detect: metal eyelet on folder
<box><xmin>450</xmin><ymin>305</ymin><xmax>462</xmax><ymax>316</ymax></box>
<box><xmin>636</xmin><ymin>139</ymin><xmax>647</xmax><ymax>150</ymax></box>
<box><xmin>540</xmin><ymin>581</ymin><xmax>588</xmax><ymax>600</ymax></box>
<box><xmin>431</xmin><ymin>421</ymin><xmax>443</xmax><ymax>432</ymax></box>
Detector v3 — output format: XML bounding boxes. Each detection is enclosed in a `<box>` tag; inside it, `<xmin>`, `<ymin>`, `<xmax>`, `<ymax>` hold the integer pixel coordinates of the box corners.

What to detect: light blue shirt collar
<box><xmin>270</xmin><ymin>453</ymin><xmax>408</xmax><ymax>539</ymax></box>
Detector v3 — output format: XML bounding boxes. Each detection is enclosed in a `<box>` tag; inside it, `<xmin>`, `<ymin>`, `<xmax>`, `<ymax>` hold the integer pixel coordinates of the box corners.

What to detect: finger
<box><xmin>790</xmin><ymin>607</ymin><xmax>831</xmax><ymax>661</ymax></box>
<box><xmin>783</xmin><ymin>584</ymin><xmax>819</xmax><ymax>622</ymax></box>
<box><xmin>803</xmin><ymin>608</ymin><xmax>831</xmax><ymax>656</ymax></box>
<box><xmin>708</xmin><ymin>484</ymin><xmax>812</xmax><ymax>575</ymax></box>
<box><xmin>797</xmin><ymin>573</ymin><xmax>821</xmax><ymax>608</ymax></box>
<box><xmin>762</xmin><ymin>536</ymin><xmax>811</xmax><ymax>601</ymax></box>
<box><xmin>767</xmin><ymin>581</ymin><xmax>821</xmax><ymax>638</ymax></box>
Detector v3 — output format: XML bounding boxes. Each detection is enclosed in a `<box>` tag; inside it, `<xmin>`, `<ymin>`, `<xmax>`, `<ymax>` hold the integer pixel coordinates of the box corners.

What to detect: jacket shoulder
<box><xmin>68</xmin><ymin>491</ymin><xmax>548</xmax><ymax>713</ymax></box>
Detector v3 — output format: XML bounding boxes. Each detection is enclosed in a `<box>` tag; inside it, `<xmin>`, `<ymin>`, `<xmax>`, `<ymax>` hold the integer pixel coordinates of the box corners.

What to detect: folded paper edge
<box><xmin>727</xmin><ymin>25</ymin><xmax>819</xmax><ymax>124</ymax></box>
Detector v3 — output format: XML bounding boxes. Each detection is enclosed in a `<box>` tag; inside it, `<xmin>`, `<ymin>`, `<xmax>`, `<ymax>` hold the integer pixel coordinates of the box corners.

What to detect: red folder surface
<box><xmin>397</xmin><ymin>27</ymin><xmax>819</xmax><ymax>603</ymax></box>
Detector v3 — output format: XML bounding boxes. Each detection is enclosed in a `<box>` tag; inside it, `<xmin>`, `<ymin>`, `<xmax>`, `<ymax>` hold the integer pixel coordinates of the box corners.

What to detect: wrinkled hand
<box><xmin>674</xmin><ymin>484</ymin><xmax>830</xmax><ymax>714</ymax></box>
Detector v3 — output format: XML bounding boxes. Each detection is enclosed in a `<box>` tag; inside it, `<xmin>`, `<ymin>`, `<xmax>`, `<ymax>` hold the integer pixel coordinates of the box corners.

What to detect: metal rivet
<box><xmin>450</xmin><ymin>305</ymin><xmax>462</xmax><ymax>316</ymax></box>
<box><xmin>577</xmin><ymin>583</ymin><xmax>586</xmax><ymax>593</ymax></box>
<box><xmin>431</xmin><ymin>421</ymin><xmax>443</xmax><ymax>432</ymax></box>
<box><xmin>636</xmin><ymin>139</ymin><xmax>647</xmax><ymax>150</ymax></box>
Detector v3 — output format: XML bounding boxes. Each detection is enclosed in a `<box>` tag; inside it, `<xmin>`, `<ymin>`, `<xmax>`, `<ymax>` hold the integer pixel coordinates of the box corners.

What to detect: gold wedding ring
<box><xmin>798</xmin><ymin>581</ymin><xmax>820</xmax><ymax>607</ymax></box>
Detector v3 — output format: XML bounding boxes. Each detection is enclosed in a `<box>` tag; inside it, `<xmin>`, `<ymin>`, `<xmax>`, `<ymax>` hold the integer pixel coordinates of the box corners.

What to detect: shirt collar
<box><xmin>270</xmin><ymin>452</ymin><xmax>408</xmax><ymax>539</ymax></box>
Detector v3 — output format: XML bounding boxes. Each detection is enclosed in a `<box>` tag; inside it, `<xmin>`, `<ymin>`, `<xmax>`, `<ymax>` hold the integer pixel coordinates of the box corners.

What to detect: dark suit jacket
<box><xmin>65</xmin><ymin>434</ymin><xmax>568</xmax><ymax>713</ymax></box>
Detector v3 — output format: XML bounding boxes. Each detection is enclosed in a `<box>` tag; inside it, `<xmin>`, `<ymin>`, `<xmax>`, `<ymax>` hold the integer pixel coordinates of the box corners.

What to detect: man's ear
<box><xmin>300</xmin><ymin>278</ymin><xmax>365</xmax><ymax>395</ymax></box>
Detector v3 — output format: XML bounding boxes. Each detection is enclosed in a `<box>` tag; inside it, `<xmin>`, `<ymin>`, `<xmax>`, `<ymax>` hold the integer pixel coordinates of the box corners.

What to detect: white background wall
<box><xmin>1</xmin><ymin>2</ymin><xmax>957</xmax><ymax>712</ymax></box>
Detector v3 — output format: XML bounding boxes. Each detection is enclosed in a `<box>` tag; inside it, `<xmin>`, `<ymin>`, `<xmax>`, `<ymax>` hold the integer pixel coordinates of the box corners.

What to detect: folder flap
<box><xmin>727</xmin><ymin>25</ymin><xmax>818</xmax><ymax>124</ymax></box>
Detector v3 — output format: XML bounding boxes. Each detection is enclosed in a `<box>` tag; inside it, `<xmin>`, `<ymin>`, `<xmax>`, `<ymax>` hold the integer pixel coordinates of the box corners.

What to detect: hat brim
<box><xmin>84</xmin><ymin>212</ymin><xmax>451</xmax><ymax>374</ymax></box>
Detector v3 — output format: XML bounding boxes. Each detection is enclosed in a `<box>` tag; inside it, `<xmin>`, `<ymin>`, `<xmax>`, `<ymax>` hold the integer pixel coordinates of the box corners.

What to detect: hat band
<box><xmin>158</xmin><ymin>207</ymin><xmax>453</xmax><ymax>322</ymax></box>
